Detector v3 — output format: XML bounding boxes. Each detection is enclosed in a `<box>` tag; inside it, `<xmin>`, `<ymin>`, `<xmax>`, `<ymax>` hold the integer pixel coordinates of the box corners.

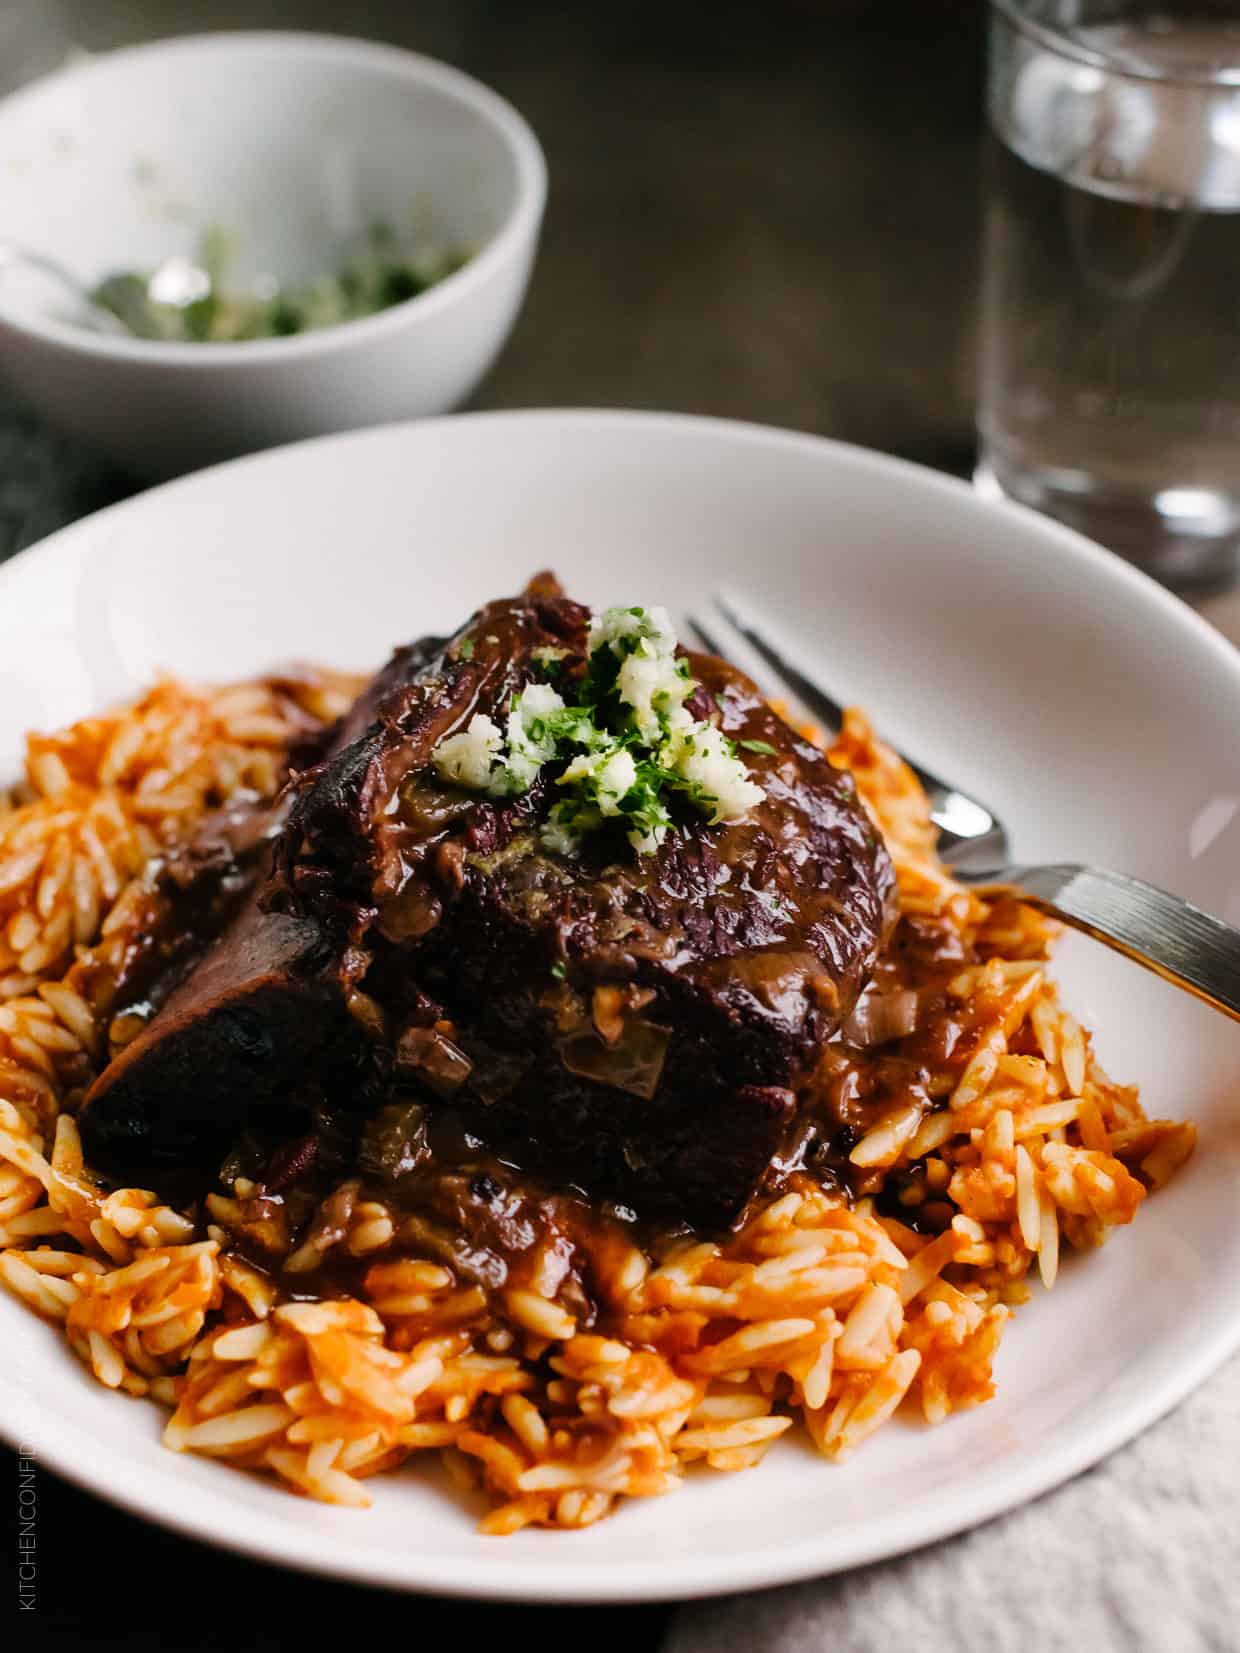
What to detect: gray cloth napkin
<box><xmin>668</xmin><ymin>1350</ymin><xmax>1240</xmax><ymax>1653</ymax></box>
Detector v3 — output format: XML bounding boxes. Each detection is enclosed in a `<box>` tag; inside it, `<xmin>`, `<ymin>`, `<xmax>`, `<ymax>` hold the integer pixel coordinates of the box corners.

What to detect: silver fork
<box><xmin>686</xmin><ymin>592</ymin><xmax>1240</xmax><ymax>1025</ymax></box>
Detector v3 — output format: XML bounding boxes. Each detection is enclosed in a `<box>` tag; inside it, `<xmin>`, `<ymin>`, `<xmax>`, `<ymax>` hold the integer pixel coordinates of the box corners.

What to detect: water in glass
<box><xmin>979</xmin><ymin>9</ymin><xmax>1240</xmax><ymax>587</ymax></box>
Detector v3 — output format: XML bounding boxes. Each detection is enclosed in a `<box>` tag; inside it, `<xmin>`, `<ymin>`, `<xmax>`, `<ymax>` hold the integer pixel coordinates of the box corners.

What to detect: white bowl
<box><xmin>0</xmin><ymin>34</ymin><xmax>546</xmax><ymax>479</ymax></box>
<box><xmin>1</xmin><ymin>413</ymin><xmax>1239</xmax><ymax>1601</ymax></box>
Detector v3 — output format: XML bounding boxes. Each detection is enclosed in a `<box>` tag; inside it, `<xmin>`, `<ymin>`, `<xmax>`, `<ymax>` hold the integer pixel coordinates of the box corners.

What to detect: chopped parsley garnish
<box><xmin>739</xmin><ymin>739</ymin><xmax>777</xmax><ymax>756</ymax></box>
<box><xmin>431</xmin><ymin>605</ymin><xmax>764</xmax><ymax>856</ymax></box>
<box><xmin>550</xmin><ymin>961</ymin><xmax>567</xmax><ymax>981</ymax></box>
<box><xmin>458</xmin><ymin>638</ymin><xmax>475</xmax><ymax>660</ymax></box>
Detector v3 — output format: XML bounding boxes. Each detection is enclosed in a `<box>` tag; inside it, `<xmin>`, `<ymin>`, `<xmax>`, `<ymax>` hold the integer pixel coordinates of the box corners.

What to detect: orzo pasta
<box><xmin>0</xmin><ymin>676</ymin><xmax>1195</xmax><ymax>1532</ymax></box>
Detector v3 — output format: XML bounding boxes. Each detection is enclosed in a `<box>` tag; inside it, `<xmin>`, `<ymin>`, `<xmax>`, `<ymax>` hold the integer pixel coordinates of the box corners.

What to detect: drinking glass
<box><xmin>978</xmin><ymin>1</ymin><xmax>1240</xmax><ymax>588</ymax></box>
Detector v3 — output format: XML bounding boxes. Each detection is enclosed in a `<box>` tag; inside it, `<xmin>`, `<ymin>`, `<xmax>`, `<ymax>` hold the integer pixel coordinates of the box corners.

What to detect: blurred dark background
<box><xmin>0</xmin><ymin>0</ymin><xmax>986</xmax><ymax>560</ymax></box>
<box><xmin>2</xmin><ymin>3</ymin><xmax>977</xmax><ymax>1648</ymax></box>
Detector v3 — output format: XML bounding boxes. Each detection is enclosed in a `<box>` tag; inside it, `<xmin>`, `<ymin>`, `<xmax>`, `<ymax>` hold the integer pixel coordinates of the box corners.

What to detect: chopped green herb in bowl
<box><xmin>91</xmin><ymin>225</ymin><xmax>469</xmax><ymax>344</ymax></box>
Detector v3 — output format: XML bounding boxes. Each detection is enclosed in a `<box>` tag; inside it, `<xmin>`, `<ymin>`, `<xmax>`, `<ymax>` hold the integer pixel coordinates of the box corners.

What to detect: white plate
<box><xmin>2</xmin><ymin>411</ymin><xmax>1239</xmax><ymax>1603</ymax></box>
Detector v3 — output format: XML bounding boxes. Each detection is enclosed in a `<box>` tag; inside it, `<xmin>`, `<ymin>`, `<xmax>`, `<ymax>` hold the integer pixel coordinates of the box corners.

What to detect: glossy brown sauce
<box><xmin>202</xmin><ymin>900</ymin><xmax>996</xmax><ymax>1314</ymax></box>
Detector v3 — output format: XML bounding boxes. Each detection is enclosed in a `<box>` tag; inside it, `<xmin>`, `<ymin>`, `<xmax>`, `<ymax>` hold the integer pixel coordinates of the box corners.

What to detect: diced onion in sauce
<box><xmin>558</xmin><ymin>1019</ymin><xmax>672</xmax><ymax>1100</ymax></box>
<box><xmin>357</xmin><ymin>1101</ymin><xmax>428</xmax><ymax>1180</ymax></box>
<box><xmin>844</xmin><ymin>988</ymin><xmax>919</xmax><ymax>1047</ymax></box>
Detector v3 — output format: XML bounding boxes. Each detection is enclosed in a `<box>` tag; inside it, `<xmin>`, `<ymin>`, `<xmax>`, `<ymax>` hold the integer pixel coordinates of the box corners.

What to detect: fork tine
<box><xmin>703</xmin><ymin>590</ymin><xmax>1009</xmax><ymax>873</ymax></box>
<box><xmin>712</xmin><ymin>591</ymin><xmax>845</xmax><ymax>735</ymax></box>
<box><xmin>686</xmin><ymin>608</ymin><xmax>819</xmax><ymax>729</ymax></box>
<box><xmin>681</xmin><ymin>614</ymin><xmax>731</xmax><ymax>663</ymax></box>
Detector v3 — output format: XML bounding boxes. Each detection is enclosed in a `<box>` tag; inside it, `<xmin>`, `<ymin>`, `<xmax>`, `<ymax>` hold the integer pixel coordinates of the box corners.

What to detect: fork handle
<box><xmin>991</xmin><ymin>863</ymin><xmax>1240</xmax><ymax>1023</ymax></box>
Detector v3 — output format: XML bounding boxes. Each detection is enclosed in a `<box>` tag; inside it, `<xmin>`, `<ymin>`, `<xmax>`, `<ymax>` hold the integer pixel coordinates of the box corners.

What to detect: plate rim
<box><xmin>3</xmin><ymin>405</ymin><xmax>1238</xmax><ymax>686</ymax></box>
<box><xmin>2</xmin><ymin>407</ymin><xmax>1239</xmax><ymax>1603</ymax></box>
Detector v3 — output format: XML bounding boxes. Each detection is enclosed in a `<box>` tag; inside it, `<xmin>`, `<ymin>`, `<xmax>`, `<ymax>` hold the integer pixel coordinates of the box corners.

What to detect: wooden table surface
<box><xmin>1</xmin><ymin>2</ymin><xmax>1235</xmax><ymax>1647</ymax></box>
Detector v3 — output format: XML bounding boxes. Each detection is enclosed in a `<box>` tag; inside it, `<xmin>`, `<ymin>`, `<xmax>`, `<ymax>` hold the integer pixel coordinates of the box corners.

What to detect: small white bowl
<box><xmin>0</xmin><ymin>33</ymin><xmax>546</xmax><ymax>479</ymax></box>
